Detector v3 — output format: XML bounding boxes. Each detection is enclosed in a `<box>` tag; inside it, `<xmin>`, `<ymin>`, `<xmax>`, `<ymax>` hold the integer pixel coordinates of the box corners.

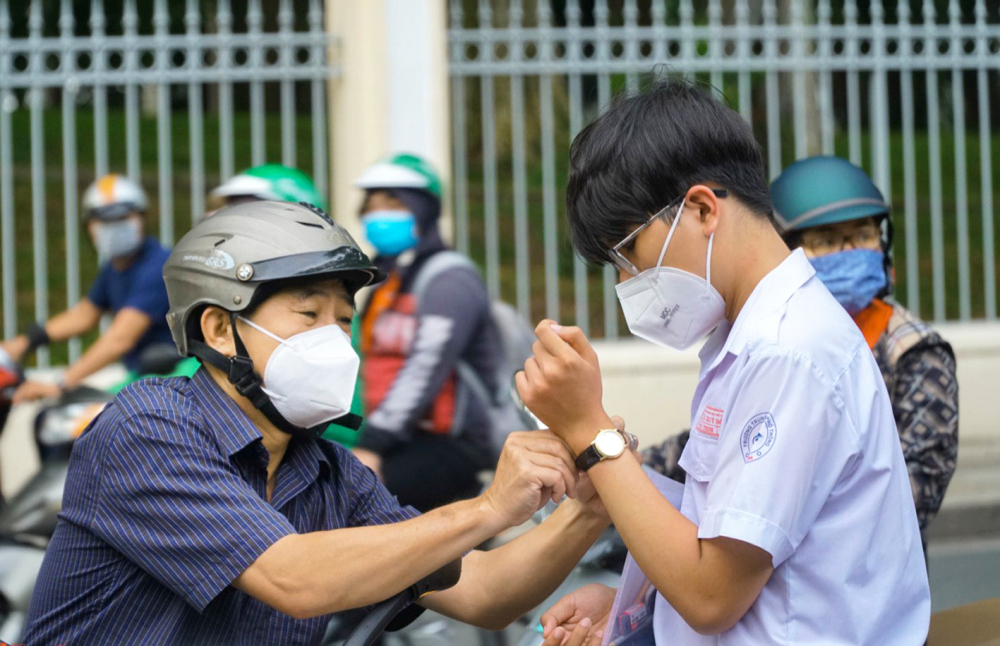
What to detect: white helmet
<box><xmin>82</xmin><ymin>174</ymin><xmax>148</xmax><ymax>221</ymax></box>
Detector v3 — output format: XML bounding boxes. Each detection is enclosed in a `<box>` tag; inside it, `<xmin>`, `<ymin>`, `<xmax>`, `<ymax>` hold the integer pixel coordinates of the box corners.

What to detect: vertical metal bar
<box><xmin>61</xmin><ymin>0</ymin><xmax>82</xmax><ymax>361</ymax></box>
<box><xmin>91</xmin><ymin>0</ymin><xmax>109</xmax><ymax>177</ymax></box>
<box><xmin>248</xmin><ymin>0</ymin><xmax>265</xmax><ymax>166</ymax></box>
<box><xmin>817</xmin><ymin>0</ymin><xmax>835</xmax><ymax>155</ymax></box>
<box><xmin>478</xmin><ymin>0</ymin><xmax>500</xmax><ymax>299</ymax></box>
<box><xmin>924</xmin><ymin>0</ymin><xmax>946</xmax><ymax>320</ymax></box>
<box><xmin>123</xmin><ymin>0</ymin><xmax>141</xmax><ymax>183</ymax></box>
<box><xmin>538</xmin><ymin>1</ymin><xmax>559</xmax><ymax>321</ymax></box>
<box><xmin>708</xmin><ymin>0</ymin><xmax>723</xmax><ymax>93</ymax></box>
<box><xmin>651</xmin><ymin>0</ymin><xmax>667</xmax><ymax>64</ymax></box>
<box><xmin>870</xmin><ymin>0</ymin><xmax>891</xmax><ymax>203</ymax></box>
<box><xmin>735</xmin><ymin>0</ymin><xmax>752</xmax><ymax>124</ymax></box>
<box><xmin>624</xmin><ymin>0</ymin><xmax>639</xmax><ymax>93</ymax></box>
<box><xmin>791</xmin><ymin>0</ymin><xmax>808</xmax><ymax>160</ymax></box>
<box><xmin>279</xmin><ymin>0</ymin><xmax>295</xmax><ymax>168</ymax></box>
<box><xmin>976</xmin><ymin>0</ymin><xmax>995</xmax><ymax>319</ymax></box>
<box><xmin>949</xmin><ymin>0</ymin><xmax>970</xmax><ymax>320</ymax></box>
<box><xmin>187</xmin><ymin>0</ymin><xmax>205</xmax><ymax>224</ymax></box>
<box><xmin>155</xmin><ymin>0</ymin><xmax>174</xmax><ymax>244</ymax></box>
<box><xmin>763</xmin><ymin>0</ymin><xmax>781</xmax><ymax>178</ymax></box>
<box><xmin>679</xmin><ymin>0</ymin><xmax>695</xmax><ymax>79</ymax></box>
<box><xmin>0</xmin><ymin>2</ymin><xmax>13</xmax><ymax>339</ymax></box>
<box><xmin>596</xmin><ymin>0</ymin><xmax>617</xmax><ymax>339</ymax></box>
<box><xmin>845</xmin><ymin>0</ymin><xmax>862</xmax><ymax>165</ymax></box>
<box><xmin>509</xmin><ymin>0</ymin><xmax>530</xmax><ymax>319</ymax></box>
<box><xmin>898</xmin><ymin>0</ymin><xmax>920</xmax><ymax>315</ymax></box>
<box><xmin>448</xmin><ymin>0</ymin><xmax>469</xmax><ymax>255</ymax></box>
<box><xmin>308</xmin><ymin>0</ymin><xmax>328</xmax><ymax>200</ymax></box>
<box><xmin>567</xmin><ymin>0</ymin><xmax>589</xmax><ymax>335</ymax></box>
<box><xmin>218</xmin><ymin>0</ymin><xmax>235</xmax><ymax>182</ymax></box>
<box><xmin>29</xmin><ymin>2</ymin><xmax>49</xmax><ymax>367</ymax></box>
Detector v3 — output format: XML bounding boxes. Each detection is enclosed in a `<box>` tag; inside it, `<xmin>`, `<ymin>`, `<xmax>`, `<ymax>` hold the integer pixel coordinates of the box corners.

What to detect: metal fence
<box><xmin>448</xmin><ymin>0</ymin><xmax>1000</xmax><ymax>339</ymax></box>
<box><xmin>0</xmin><ymin>0</ymin><xmax>337</xmax><ymax>366</ymax></box>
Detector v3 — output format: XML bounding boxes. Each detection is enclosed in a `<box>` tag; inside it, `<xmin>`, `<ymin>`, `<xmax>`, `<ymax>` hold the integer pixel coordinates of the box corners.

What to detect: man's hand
<box><xmin>481</xmin><ymin>430</ymin><xmax>579</xmax><ymax>528</ymax></box>
<box><xmin>515</xmin><ymin>320</ymin><xmax>614</xmax><ymax>455</ymax></box>
<box><xmin>540</xmin><ymin>583</ymin><xmax>616</xmax><ymax>646</ymax></box>
<box><xmin>352</xmin><ymin>447</ymin><xmax>383</xmax><ymax>479</ymax></box>
<box><xmin>12</xmin><ymin>380</ymin><xmax>61</xmax><ymax>404</ymax></box>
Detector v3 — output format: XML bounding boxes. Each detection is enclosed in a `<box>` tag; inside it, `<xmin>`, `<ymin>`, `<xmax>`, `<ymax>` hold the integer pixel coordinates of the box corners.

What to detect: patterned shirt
<box><xmin>23</xmin><ymin>369</ymin><xmax>418</xmax><ymax>645</ymax></box>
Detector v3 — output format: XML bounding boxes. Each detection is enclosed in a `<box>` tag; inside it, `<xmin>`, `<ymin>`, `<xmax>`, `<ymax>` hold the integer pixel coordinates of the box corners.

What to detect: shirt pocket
<box><xmin>678</xmin><ymin>431</ymin><xmax>720</xmax><ymax>483</ymax></box>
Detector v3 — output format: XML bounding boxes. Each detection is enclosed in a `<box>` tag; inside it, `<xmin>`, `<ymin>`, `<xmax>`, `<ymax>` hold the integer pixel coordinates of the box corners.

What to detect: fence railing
<box><xmin>448</xmin><ymin>0</ymin><xmax>1000</xmax><ymax>339</ymax></box>
<box><xmin>0</xmin><ymin>0</ymin><xmax>337</xmax><ymax>366</ymax></box>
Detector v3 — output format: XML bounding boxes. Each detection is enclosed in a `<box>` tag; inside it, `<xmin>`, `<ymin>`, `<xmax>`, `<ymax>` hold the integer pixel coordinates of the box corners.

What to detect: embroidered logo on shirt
<box><xmin>740</xmin><ymin>412</ymin><xmax>777</xmax><ymax>463</ymax></box>
<box><xmin>694</xmin><ymin>405</ymin><xmax>724</xmax><ymax>439</ymax></box>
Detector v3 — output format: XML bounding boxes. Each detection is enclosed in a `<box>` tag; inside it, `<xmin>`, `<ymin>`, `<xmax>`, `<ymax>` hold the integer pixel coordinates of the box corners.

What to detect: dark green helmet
<box><xmin>163</xmin><ymin>201</ymin><xmax>384</xmax><ymax>356</ymax></box>
<box><xmin>771</xmin><ymin>156</ymin><xmax>889</xmax><ymax>234</ymax></box>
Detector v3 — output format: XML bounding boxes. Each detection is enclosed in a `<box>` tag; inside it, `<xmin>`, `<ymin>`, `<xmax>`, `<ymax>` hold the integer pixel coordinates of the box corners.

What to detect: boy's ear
<box><xmin>686</xmin><ymin>185</ymin><xmax>723</xmax><ymax>235</ymax></box>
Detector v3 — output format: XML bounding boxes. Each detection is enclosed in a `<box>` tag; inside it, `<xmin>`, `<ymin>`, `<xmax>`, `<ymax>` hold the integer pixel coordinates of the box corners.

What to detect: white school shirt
<box><xmin>652</xmin><ymin>249</ymin><xmax>930</xmax><ymax>645</ymax></box>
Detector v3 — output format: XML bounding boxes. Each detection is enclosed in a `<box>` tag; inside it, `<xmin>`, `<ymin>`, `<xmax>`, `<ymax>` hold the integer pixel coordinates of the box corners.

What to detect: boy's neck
<box><xmin>722</xmin><ymin>224</ymin><xmax>791</xmax><ymax>325</ymax></box>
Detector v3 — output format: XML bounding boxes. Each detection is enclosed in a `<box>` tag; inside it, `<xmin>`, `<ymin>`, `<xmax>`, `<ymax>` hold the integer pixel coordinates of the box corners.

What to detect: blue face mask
<box><xmin>362</xmin><ymin>210</ymin><xmax>419</xmax><ymax>256</ymax></box>
<box><xmin>808</xmin><ymin>248</ymin><xmax>887</xmax><ymax>315</ymax></box>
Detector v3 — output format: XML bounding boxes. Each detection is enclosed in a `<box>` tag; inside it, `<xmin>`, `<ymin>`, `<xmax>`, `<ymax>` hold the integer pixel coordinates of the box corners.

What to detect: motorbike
<box><xmin>0</xmin><ymin>344</ymin><xmax>184</xmax><ymax>641</ymax></box>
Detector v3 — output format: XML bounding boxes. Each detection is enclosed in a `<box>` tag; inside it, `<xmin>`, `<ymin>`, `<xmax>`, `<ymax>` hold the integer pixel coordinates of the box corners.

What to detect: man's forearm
<box><xmin>424</xmin><ymin>499</ymin><xmax>608</xmax><ymax>630</ymax></box>
<box><xmin>44</xmin><ymin>301</ymin><xmax>101</xmax><ymax>343</ymax></box>
<box><xmin>62</xmin><ymin>334</ymin><xmax>131</xmax><ymax>387</ymax></box>
<box><xmin>236</xmin><ymin>496</ymin><xmax>510</xmax><ymax>619</ymax></box>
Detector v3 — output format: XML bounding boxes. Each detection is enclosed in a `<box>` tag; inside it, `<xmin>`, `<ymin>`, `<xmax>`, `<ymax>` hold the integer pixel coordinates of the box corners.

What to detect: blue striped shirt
<box><xmin>23</xmin><ymin>369</ymin><xmax>418</xmax><ymax>645</ymax></box>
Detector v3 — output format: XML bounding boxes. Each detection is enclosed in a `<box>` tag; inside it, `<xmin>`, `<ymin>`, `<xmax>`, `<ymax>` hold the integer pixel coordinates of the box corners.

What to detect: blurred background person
<box><xmin>0</xmin><ymin>175</ymin><xmax>171</xmax><ymax>403</ymax></box>
<box><xmin>351</xmin><ymin>153</ymin><xmax>504</xmax><ymax>512</ymax></box>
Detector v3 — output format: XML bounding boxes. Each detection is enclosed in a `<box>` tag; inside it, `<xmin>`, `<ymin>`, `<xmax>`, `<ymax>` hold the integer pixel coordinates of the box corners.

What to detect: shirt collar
<box><xmin>701</xmin><ymin>248</ymin><xmax>815</xmax><ymax>374</ymax></box>
<box><xmin>189</xmin><ymin>368</ymin><xmax>333</xmax><ymax>478</ymax></box>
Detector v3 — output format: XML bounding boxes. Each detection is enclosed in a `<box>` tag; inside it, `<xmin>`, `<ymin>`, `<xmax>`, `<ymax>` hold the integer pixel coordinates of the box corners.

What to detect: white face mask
<box><xmin>614</xmin><ymin>198</ymin><xmax>726</xmax><ymax>350</ymax></box>
<box><xmin>95</xmin><ymin>218</ymin><xmax>142</xmax><ymax>261</ymax></box>
<box><xmin>239</xmin><ymin>317</ymin><xmax>360</xmax><ymax>429</ymax></box>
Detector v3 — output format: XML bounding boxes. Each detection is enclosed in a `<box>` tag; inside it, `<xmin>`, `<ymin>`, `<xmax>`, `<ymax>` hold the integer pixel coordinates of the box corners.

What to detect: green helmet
<box><xmin>771</xmin><ymin>156</ymin><xmax>890</xmax><ymax>234</ymax></box>
<box><xmin>211</xmin><ymin>164</ymin><xmax>326</xmax><ymax>210</ymax></box>
<box><xmin>354</xmin><ymin>153</ymin><xmax>443</xmax><ymax>200</ymax></box>
<box><xmin>163</xmin><ymin>201</ymin><xmax>383</xmax><ymax>357</ymax></box>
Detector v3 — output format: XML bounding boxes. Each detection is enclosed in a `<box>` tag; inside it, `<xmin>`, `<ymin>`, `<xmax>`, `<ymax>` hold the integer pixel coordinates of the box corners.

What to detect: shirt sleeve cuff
<box><xmin>185</xmin><ymin>517</ymin><xmax>293</xmax><ymax>612</ymax></box>
<box><xmin>697</xmin><ymin>508</ymin><xmax>794</xmax><ymax>568</ymax></box>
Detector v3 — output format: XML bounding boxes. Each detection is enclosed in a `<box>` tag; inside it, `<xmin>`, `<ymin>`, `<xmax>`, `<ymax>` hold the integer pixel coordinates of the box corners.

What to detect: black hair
<box><xmin>566</xmin><ymin>76</ymin><xmax>774</xmax><ymax>265</ymax></box>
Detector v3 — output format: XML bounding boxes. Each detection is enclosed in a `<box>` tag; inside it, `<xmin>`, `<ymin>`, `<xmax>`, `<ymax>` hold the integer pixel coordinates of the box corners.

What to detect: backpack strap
<box><xmin>410</xmin><ymin>252</ymin><xmax>503</xmax><ymax>407</ymax></box>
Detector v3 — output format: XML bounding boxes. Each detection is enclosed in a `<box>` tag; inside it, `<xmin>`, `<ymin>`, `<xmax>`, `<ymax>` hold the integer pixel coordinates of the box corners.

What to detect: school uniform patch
<box><xmin>740</xmin><ymin>412</ymin><xmax>777</xmax><ymax>463</ymax></box>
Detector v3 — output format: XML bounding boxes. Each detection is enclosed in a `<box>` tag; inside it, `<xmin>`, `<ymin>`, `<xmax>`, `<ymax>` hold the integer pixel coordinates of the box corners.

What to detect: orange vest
<box><xmin>852</xmin><ymin>298</ymin><xmax>894</xmax><ymax>350</ymax></box>
<box><xmin>360</xmin><ymin>271</ymin><xmax>456</xmax><ymax>435</ymax></box>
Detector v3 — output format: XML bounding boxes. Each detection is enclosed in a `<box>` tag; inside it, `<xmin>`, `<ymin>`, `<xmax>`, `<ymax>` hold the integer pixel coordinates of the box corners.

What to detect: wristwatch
<box><xmin>575</xmin><ymin>428</ymin><xmax>638</xmax><ymax>472</ymax></box>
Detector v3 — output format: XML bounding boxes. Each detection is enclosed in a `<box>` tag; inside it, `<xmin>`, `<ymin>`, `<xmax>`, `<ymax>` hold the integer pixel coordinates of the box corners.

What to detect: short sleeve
<box><xmin>92</xmin><ymin>410</ymin><xmax>295</xmax><ymax>611</ymax></box>
<box><xmin>697</xmin><ymin>351</ymin><xmax>861</xmax><ymax>567</ymax></box>
<box><xmin>87</xmin><ymin>264</ymin><xmax>112</xmax><ymax>310</ymax></box>
<box><xmin>120</xmin><ymin>255</ymin><xmax>170</xmax><ymax>318</ymax></box>
<box><xmin>340</xmin><ymin>452</ymin><xmax>420</xmax><ymax>528</ymax></box>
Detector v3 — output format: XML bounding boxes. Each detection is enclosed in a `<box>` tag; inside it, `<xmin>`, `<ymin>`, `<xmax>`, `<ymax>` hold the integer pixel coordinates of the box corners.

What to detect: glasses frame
<box><xmin>609</xmin><ymin>188</ymin><xmax>728</xmax><ymax>276</ymax></box>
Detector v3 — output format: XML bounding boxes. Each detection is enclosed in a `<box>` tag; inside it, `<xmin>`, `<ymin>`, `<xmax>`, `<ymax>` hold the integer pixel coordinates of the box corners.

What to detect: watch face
<box><xmin>595</xmin><ymin>430</ymin><xmax>626</xmax><ymax>458</ymax></box>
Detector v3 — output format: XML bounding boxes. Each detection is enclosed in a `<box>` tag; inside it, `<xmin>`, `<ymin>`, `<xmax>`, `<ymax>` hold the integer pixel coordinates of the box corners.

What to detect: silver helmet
<box><xmin>164</xmin><ymin>200</ymin><xmax>384</xmax><ymax>357</ymax></box>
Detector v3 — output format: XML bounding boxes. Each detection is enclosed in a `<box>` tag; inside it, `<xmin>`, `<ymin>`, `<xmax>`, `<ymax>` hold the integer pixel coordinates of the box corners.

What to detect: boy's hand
<box><xmin>540</xmin><ymin>583</ymin><xmax>616</xmax><ymax>646</ymax></box>
<box><xmin>515</xmin><ymin>320</ymin><xmax>615</xmax><ymax>455</ymax></box>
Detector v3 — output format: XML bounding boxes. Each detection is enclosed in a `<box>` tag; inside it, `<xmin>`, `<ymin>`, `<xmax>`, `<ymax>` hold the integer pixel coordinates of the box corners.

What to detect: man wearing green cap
<box><xmin>351</xmin><ymin>153</ymin><xmax>505</xmax><ymax>512</ymax></box>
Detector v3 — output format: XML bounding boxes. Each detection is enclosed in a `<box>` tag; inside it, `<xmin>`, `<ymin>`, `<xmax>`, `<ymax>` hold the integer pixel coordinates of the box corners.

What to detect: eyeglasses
<box><xmin>799</xmin><ymin>221</ymin><xmax>881</xmax><ymax>257</ymax></box>
<box><xmin>608</xmin><ymin>188</ymin><xmax>728</xmax><ymax>276</ymax></box>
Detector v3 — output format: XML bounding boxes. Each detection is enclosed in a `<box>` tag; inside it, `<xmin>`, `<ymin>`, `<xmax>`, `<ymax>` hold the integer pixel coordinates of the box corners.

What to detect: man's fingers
<box><xmin>563</xmin><ymin>618</ymin><xmax>593</xmax><ymax>646</ymax></box>
<box><xmin>527</xmin><ymin>451</ymin><xmax>578</xmax><ymax>499</ymax></box>
<box><xmin>610</xmin><ymin>415</ymin><xmax>626</xmax><ymax>432</ymax></box>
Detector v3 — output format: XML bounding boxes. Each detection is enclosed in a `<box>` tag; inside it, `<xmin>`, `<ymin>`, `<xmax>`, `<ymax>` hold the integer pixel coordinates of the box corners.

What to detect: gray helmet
<box><xmin>164</xmin><ymin>200</ymin><xmax>384</xmax><ymax>357</ymax></box>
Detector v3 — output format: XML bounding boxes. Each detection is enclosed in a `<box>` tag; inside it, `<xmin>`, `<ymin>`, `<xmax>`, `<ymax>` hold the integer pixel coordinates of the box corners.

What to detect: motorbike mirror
<box><xmin>135</xmin><ymin>344</ymin><xmax>183</xmax><ymax>376</ymax></box>
<box><xmin>344</xmin><ymin>558</ymin><xmax>462</xmax><ymax>646</ymax></box>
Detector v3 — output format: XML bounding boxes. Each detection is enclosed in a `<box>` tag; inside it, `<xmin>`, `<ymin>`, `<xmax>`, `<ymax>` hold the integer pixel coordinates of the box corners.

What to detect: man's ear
<box><xmin>201</xmin><ymin>306</ymin><xmax>236</xmax><ymax>357</ymax></box>
<box><xmin>687</xmin><ymin>184</ymin><xmax>723</xmax><ymax>236</ymax></box>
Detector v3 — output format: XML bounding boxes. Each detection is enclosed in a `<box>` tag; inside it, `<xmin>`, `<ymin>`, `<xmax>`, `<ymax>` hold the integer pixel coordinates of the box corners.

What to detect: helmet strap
<box><xmin>187</xmin><ymin>313</ymin><xmax>362</xmax><ymax>439</ymax></box>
